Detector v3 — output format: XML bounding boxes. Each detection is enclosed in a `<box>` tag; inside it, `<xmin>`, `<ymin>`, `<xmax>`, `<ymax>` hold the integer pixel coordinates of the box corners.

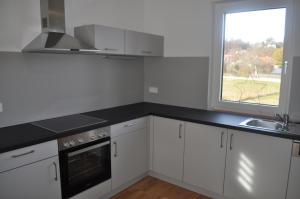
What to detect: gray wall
<box><xmin>289</xmin><ymin>56</ymin><xmax>300</xmax><ymax>121</ymax></box>
<box><xmin>0</xmin><ymin>52</ymin><xmax>144</xmax><ymax>127</ymax></box>
<box><xmin>144</xmin><ymin>57</ymin><xmax>209</xmax><ymax>109</ymax></box>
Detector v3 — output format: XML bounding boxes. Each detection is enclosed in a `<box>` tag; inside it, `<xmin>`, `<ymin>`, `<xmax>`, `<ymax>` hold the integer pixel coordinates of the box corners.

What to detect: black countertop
<box><xmin>1</xmin><ymin>102</ymin><xmax>300</xmax><ymax>153</ymax></box>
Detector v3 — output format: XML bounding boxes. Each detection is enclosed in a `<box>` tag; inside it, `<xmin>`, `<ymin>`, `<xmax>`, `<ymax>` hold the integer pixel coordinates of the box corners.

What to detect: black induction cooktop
<box><xmin>31</xmin><ymin>114</ymin><xmax>107</xmax><ymax>133</ymax></box>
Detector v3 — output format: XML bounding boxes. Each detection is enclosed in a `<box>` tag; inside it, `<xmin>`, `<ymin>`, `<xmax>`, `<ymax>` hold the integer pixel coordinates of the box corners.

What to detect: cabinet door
<box><xmin>153</xmin><ymin>116</ymin><xmax>184</xmax><ymax>180</ymax></box>
<box><xmin>74</xmin><ymin>25</ymin><xmax>125</xmax><ymax>55</ymax></box>
<box><xmin>94</xmin><ymin>25</ymin><xmax>125</xmax><ymax>54</ymax></box>
<box><xmin>111</xmin><ymin>128</ymin><xmax>147</xmax><ymax>190</ymax></box>
<box><xmin>183</xmin><ymin>122</ymin><xmax>227</xmax><ymax>195</ymax></box>
<box><xmin>125</xmin><ymin>30</ymin><xmax>163</xmax><ymax>56</ymax></box>
<box><xmin>224</xmin><ymin>130</ymin><xmax>292</xmax><ymax>199</ymax></box>
<box><xmin>0</xmin><ymin>156</ymin><xmax>61</xmax><ymax>199</ymax></box>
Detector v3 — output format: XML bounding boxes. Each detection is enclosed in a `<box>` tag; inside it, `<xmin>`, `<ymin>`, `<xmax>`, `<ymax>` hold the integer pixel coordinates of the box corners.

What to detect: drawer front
<box><xmin>111</xmin><ymin>117</ymin><xmax>147</xmax><ymax>138</ymax></box>
<box><xmin>0</xmin><ymin>140</ymin><xmax>58</xmax><ymax>173</ymax></box>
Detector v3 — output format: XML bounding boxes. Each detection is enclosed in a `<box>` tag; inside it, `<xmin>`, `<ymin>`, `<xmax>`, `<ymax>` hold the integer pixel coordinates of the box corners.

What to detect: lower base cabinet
<box><xmin>111</xmin><ymin>126</ymin><xmax>148</xmax><ymax>190</ymax></box>
<box><xmin>0</xmin><ymin>156</ymin><xmax>61</xmax><ymax>199</ymax></box>
<box><xmin>153</xmin><ymin>116</ymin><xmax>185</xmax><ymax>181</ymax></box>
<box><xmin>183</xmin><ymin>122</ymin><xmax>227</xmax><ymax>195</ymax></box>
<box><xmin>224</xmin><ymin>130</ymin><xmax>292</xmax><ymax>199</ymax></box>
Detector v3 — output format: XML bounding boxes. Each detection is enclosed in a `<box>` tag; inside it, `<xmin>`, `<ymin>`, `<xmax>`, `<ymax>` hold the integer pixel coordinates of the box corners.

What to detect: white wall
<box><xmin>144</xmin><ymin>0</ymin><xmax>213</xmax><ymax>57</ymax></box>
<box><xmin>293</xmin><ymin>0</ymin><xmax>300</xmax><ymax>56</ymax></box>
<box><xmin>0</xmin><ymin>0</ymin><xmax>144</xmax><ymax>52</ymax></box>
<box><xmin>65</xmin><ymin>0</ymin><xmax>144</xmax><ymax>36</ymax></box>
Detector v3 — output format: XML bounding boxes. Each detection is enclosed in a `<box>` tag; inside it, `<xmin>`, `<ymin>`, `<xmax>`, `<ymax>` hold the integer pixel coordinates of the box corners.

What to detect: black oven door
<box><xmin>59</xmin><ymin>137</ymin><xmax>111</xmax><ymax>199</ymax></box>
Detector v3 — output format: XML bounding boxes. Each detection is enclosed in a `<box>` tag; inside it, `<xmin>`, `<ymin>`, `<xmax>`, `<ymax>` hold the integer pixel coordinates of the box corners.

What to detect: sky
<box><xmin>225</xmin><ymin>8</ymin><xmax>286</xmax><ymax>43</ymax></box>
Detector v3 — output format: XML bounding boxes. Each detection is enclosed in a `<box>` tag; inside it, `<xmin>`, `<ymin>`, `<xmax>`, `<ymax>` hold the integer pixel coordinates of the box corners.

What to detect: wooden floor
<box><xmin>111</xmin><ymin>176</ymin><xmax>212</xmax><ymax>199</ymax></box>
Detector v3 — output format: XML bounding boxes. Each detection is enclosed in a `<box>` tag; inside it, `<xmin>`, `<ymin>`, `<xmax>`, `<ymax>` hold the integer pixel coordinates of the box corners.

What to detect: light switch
<box><xmin>149</xmin><ymin>87</ymin><xmax>158</xmax><ymax>94</ymax></box>
<box><xmin>0</xmin><ymin>102</ymin><xmax>3</xmax><ymax>112</ymax></box>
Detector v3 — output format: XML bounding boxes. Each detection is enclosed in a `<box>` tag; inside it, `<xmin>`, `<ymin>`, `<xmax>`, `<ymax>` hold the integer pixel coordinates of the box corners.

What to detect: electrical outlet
<box><xmin>149</xmin><ymin>86</ymin><xmax>158</xmax><ymax>94</ymax></box>
<box><xmin>0</xmin><ymin>102</ymin><xmax>3</xmax><ymax>112</ymax></box>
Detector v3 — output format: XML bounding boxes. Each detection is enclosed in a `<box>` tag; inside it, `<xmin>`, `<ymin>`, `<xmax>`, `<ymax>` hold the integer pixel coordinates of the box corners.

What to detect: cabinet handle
<box><xmin>220</xmin><ymin>132</ymin><xmax>225</xmax><ymax>148</ymax></box>
<box><xmin>141</xmin><ymin>50</ymin><xmax>152</xmax><ymax>54</ymax></box>
<box><xmin>113</xmin><ymin>142</ymin><xmax>118</xmax><ymax>157</ymax></box>
<box><xmin>124</xmin><ymin>123</ymin><xmax>136</xmax><ymax>127</ymax></box>
<box><xmin>53</xmin><ymin>162</ymin><xmax>58</xmax><ymax>181</ymax></box>
<box><xmin>11</xmin><ymin>150</ymin><xmax>35</xmax><ymax>158</ymax></box>
<box><xmin>230</xmin><ymin>134</ymin><xmax>234</xmax><ymax>150</ymax></box>
<box><xmin>103</xmin><ymin>48</ymin><xmax>118</xmax><ymax>51</ymax></box>
<box><xmin>179</xmin><ymin>123</ymin><xmax>183</xmax><ymax>139</ymax></box>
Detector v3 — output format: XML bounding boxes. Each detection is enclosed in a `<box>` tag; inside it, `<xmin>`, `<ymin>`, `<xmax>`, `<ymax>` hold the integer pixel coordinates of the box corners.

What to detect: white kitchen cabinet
<box><xmin>0</xmin><ymin>141</ymin><xmax>61</xmax><ymax>199</ymax></box>
<box><xmin>224</xmin><ymin>130</ymin><xmax>292</xmax><ymax>199</ymax></box>
<box><xmin>74</xmin><ymin>24</ymin><xmax>125</xmax><ymax>55</ymax></box>
<box><xmin>286</xmin><ymin>141</ymin><xmax>300</xmax><ymax>199</ymax></box>
<box><xmin>183</xmin><ymin>122</ymin><xmax>227</xmax><ymax>195</ymax></box>
<box><xmin>111</xmin><ymin>118</ymin><xmax>148</xmax><ymax>190</ymax></box>
<box><xmin>125</xmin><ymin>30</ymin><xmax>164</xmax><ymax>56</ymax></box>
<box><xmin>152</xmin><ymin>116</ymin><xmax>184</xmax><ymax>181</ymax></box>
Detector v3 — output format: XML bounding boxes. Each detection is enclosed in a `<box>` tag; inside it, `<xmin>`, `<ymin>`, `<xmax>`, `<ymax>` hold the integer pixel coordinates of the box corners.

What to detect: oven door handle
<box><xmin>68</xmin><ymin>141</ymin><xmax>110</xmax><ymax>157</ymax></box>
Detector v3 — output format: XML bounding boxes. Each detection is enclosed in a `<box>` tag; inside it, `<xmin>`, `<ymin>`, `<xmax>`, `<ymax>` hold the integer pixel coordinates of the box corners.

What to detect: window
<box><xmin>210</xmin><ymin>0</ymin><xmax>293</xmax><ymax>115</ymax></box>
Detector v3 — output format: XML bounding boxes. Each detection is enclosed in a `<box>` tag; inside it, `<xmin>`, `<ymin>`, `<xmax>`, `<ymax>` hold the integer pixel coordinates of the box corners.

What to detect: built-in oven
<box><xmin>58</xmin><ymin>127</ymin><xmax>111</xmax><ymax>199</ymax></box>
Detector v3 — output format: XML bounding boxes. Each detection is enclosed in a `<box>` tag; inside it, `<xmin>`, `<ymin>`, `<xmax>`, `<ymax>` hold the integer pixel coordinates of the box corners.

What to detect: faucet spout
<box><xmin>275</xmin><ymin>113</ymin><xmax>289</xmax><ymax>130</ymax></box>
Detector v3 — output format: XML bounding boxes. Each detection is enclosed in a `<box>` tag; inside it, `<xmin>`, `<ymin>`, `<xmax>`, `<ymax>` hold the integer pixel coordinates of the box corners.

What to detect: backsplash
<box><xmin>0</xmin><ymin>52</ymin><xmax>144</xmax><ymax>127</ymax></box>
<box><xmin>144</xmin><ymin>57</ymin><xmax>209</xmax><ymax>109</ymax></box>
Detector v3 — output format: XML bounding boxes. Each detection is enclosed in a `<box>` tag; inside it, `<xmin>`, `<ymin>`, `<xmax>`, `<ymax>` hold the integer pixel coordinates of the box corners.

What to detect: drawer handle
<box><xmin>124</xmin><ymin>123</ymin><xmax>136</xmax><ymax>127</ymax></box>
<box><xmin>53</xmin><ymin>162</ymin><xmax>58</xmax><ymax>181</ymax></box>
<box><xmin>103</xmin><ymin>48</ymin><xmax>118</xmax><ymax>51</ymax></box>
<box><xmin>11</xmin><ymin>150</ymin><xmax>35</xmax><ymax>158</ymax></box>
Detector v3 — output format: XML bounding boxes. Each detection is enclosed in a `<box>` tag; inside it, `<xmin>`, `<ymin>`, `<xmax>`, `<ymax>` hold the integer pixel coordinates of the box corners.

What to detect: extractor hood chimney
<box><xmin>22</xmin><ymin>0</ymin><xmax>101</xmax><ymax>54</ymax></box>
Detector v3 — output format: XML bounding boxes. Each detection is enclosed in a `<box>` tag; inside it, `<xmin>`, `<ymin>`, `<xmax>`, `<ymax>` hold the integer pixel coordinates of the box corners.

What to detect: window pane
<box><xmin>221</xmin><ymin>8</ymin><xmax>286</xmax><ymax>106</ymax></box>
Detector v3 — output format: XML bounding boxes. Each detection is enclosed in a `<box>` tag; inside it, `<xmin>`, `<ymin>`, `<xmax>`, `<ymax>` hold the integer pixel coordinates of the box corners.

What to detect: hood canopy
<box><xmin>22</xmin><ymin>0</ymin><xmax>100</xmax><ymax>54</ymax></box>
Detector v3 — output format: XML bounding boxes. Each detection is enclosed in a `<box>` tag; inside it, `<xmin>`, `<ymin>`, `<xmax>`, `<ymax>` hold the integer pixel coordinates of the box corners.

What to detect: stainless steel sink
<box><xmin>239</xmin><ymin>118</ymin><xmax>288</xmax><ymax>132</ymax></box>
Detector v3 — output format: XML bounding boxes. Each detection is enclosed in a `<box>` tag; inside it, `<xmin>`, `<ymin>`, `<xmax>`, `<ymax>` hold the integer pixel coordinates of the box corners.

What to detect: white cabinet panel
<box><xmin>74</xmin><ymin>24</ymin><xmax>125</xmax><ymax>55</ymax></box>
<box><xmin>125</xmin><ymin>30</ymin><xmax>163</xmax><ymax>56</ymax></box>
<box><xmin>224</xmin><ymin>130</ymin><xmax>292</xmax><ymax>199</ymax></box>
<box><xmin>0</xmin><ymin>156</ymin><xmax>61</xmax><ymax>199</ymax></box>
<box><xmin>286</xmin><ymin>142</ymin><xmax>300</xmax><ymax>199</ymax></box>
<box><xmin>111</xmin><ymin>128</ymin><xmax>148</xmax><ymax>190</ymax></box>
<box><xmin>183</xmin><ymin>122</ymin><xmax>227</xmax><ymax>195</ymax></box>
<box><xmin>0</xmin><ymin>140</ymin><xmax>58</xmax><ymax>173</ymax></box>
<box><xmin>153</xmin><ymin>116</ymin><xmax>184</xmax><ymax>180</ymax></box>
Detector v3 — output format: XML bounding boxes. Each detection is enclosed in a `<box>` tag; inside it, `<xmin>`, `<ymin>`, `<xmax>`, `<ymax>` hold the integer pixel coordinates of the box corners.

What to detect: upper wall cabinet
<box><xmin>75</xmin><ymin>25</ymin><xmax>125</xmax><ymax>55</ymax></box>
<box><xmin>125</xmin><ymin>30</ymin><xmax>164</xmax><ymax>56</ymax></box>
<box><xmin>75</xmin><ymin>25</ymin><xmax>164</xmax><ymax>57</ymax></box>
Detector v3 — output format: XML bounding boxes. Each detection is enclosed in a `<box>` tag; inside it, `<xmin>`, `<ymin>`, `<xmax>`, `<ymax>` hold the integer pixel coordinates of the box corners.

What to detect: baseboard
<box><xmin>148</xmin><ymin>171</ymin><xmax>225</xmax><ymax>199</ymax></box>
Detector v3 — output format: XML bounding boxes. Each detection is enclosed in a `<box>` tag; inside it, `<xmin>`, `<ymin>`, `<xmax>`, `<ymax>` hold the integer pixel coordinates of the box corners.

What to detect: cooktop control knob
<box><xmin>78</xmin><ymin>138</ymin><xmax>84</xmax><ymax>143</ymax></box>
<box><xmin>63</xmin><ymin>142</ymin><xmax>70</xmax><ymax>148</ymax></box>
<box><xmin>90</xmin><ymin>135</ymin><xmax>96</xmax><ymax>140</ymax></box>
<box><xmin>69</xmin><ymin>140</ymin><xmax>75</xmax><ymax>146</ymax></box>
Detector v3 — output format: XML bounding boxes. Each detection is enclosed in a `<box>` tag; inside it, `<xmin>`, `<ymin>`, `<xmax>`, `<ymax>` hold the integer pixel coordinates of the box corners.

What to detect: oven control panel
<box><xmin>58</xmin><ymin>127</ymin><xmax>110</xmax><ymax>151</ymax></box>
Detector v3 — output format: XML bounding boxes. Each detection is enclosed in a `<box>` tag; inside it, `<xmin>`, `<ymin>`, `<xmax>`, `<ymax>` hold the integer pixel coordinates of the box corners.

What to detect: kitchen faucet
<box><xmin>275</xmin><ymin>113</ymin><xmax>289</xmax><ymax>130</ymax></box>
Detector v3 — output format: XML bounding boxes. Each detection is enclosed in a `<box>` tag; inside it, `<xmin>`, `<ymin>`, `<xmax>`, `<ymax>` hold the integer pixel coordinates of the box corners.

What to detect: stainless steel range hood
<box><xmin>22</xmin><ymin>0</ymin><xmax>101</xmax><ymax>54</ymax></box>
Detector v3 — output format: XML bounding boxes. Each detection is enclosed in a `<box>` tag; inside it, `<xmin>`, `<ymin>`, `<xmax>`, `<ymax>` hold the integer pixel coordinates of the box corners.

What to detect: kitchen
<box><xmin>1</xmin><ymin>0</ymin><xmax>300</xmax><ymax>199</ymax></box>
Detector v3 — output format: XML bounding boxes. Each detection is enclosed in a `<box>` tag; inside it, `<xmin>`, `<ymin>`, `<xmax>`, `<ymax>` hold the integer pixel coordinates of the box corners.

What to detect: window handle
<box><xmin>284</xmin><ymin>61</ymin><xmax>288</xmax><ymax>74</ymax></box>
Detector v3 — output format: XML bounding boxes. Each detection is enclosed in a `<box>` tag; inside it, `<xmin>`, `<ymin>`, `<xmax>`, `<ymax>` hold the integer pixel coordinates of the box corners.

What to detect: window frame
<box><xmin>209</xmin><ymin>0</ymin><xmax>295</xmax><ymax>116</ymax></box>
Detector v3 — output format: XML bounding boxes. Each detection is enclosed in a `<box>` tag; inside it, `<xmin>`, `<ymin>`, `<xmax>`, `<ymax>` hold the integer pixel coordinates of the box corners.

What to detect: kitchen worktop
<box><xmin>1</xmin><ymin>102</ymin><xmax>300</xmax><ymax>153</ymax></box>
